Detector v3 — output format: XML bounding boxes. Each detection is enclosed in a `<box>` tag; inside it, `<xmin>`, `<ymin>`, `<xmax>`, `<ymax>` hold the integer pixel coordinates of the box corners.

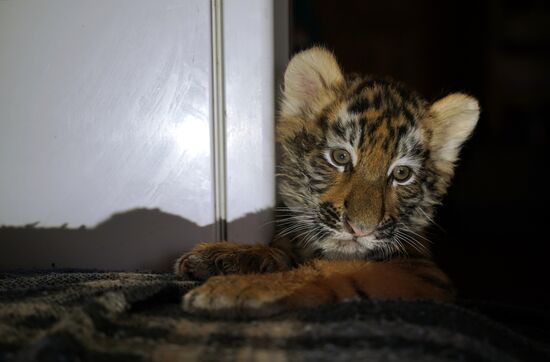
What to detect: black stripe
<box><xmin>372</xmin><ymin>92</ymin><xmax>382</xmax><ymax>109</ymax></box>
<box><xmin>348</xmin><ymin>97</ymin><xmax>370</xmax><ymax>114</ymax></box>
<box><xmin>417</xmin><ymin>273</ymin><xmax>455</xmax><ymax>294</ymax></box>
<box><xmin>352</xmin><ymin>78</ymin><xmax>376</xmax><ymax>94</ymax></box>
<box><xmin>351</xmin><ymin>278</ymin><xmax>370</xmax><ymax>299</ymax></box>
<box><xmin>358</xmin><ymin>118</ymin><xmax>367</xmax><ymax>146</ymax></box>
<box><xmin>331</xmin><ymin>119</ymin><xmax>347</xmax><ymax>139</ymax></box>
<box><xmin>388</xmin><ymin>127</ymin><xmax>395</xmax><ymax>141</ymax></box>
<box><xmin>318</xmin><ymin>113</ymin><xmax>329</xmax><ymax>131</ymax></box>
<box><xmin>367</xmin><ymin>122</ymin><xmax>379</xmax><ymax>139</ymax></box>
<box><xmin>292</xmin><ymin>128</ymin><xmax>318</xmax><ymax>152</ymax></box>
<box><xmin>409</xmin><ymin>142</ymin><xmax>424</xmax><ymax>157</ymax></box>
<box><xmin>382</xmin><ymin>138</ymin><xmax>391</xmax><ymax>152</ymax></box>
<box><xmin>396</xmin><ymin>126</ymin><xmax>408</xmax><ymax>141</ymax></box>
<box><xmin>402</xmin><ymin>106</ymin><xmax>415</xmax><ymax>125</ymax></box>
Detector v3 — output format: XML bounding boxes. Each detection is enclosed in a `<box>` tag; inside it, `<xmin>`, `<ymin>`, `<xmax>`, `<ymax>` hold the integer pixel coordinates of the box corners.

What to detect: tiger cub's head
<box><xmin>277</xmin><ymin>47</ymin><xmax>479</xmax><ymax>260</ymax></box>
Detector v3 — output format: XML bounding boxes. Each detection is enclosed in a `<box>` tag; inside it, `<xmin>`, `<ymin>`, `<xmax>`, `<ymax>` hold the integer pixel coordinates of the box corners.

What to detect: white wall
<box><xmin>0</xmin><ymin>0</ymin><xmax>288</xmax><ymax>270</ymax></box>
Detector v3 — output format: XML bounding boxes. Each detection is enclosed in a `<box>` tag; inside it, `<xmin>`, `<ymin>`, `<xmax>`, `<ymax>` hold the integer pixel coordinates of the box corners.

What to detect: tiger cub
<box><xmin>176</xmin><ymin>47</ymin><xmax>479</xmax><ymax>316</ymax></box>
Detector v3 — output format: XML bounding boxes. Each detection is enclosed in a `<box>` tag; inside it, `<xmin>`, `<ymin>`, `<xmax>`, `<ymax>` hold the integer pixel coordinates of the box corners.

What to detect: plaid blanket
<box><xmin>0</xmin><ymin>271</ymin><xmax>548</xmax><ymax>362</ymax></box>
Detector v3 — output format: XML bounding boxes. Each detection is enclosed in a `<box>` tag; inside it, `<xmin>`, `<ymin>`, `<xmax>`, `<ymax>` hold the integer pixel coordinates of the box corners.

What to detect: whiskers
<box><xmin>272</xmin><ymin>203</ymin><xmax>434</xmax><ymax>261</ymax></box>
<box><xmin>274</xmin><ymin>206</ymin><xmax>327</xmax><ymax>248</ymax></box>
<box><xmin>364</xmin><ymin>239</ymin><xmax>404</xmax><ymax>261</ymax></box>
<box><xmin>393</xmin><ymin>223</ymin><xmax>432</xmax><ymax>256</ymax></box>
<box><xmin>418</xmin><ymin>207</ymin><xmax>445</xmax><ymax>232</ymax></box>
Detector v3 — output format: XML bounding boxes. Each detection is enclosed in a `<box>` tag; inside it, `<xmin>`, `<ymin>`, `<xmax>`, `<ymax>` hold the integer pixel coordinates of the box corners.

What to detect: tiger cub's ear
<box><xmin>426</xmin><ymin>93</ymin><xmax>480</xmax><ymax>174</ymax></box>
<box><xmin>281</xmin><ymin>47</ymin><xmax>344</xmax><ymax>117</ymax></box>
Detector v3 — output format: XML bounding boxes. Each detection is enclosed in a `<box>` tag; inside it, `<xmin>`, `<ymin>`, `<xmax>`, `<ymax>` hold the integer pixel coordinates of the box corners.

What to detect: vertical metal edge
<box><xmin>210</xmin><ymin>0</ymin><xmax>227</xmax><ymax>241</ymax></box>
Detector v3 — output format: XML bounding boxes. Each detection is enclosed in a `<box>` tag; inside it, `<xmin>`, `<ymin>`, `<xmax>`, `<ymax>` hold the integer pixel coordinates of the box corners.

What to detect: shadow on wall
<box><xmin>0</xmin><ymin>208</ymin><xmax>274</xmax><ymax>272</ymax></box>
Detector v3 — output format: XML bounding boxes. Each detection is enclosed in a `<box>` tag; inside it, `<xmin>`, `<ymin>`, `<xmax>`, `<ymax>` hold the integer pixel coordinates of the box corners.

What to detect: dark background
<box><xmin>291</xmin><ymin>0</ymin><xmax>549</xmax><ymax>308</ymax></box>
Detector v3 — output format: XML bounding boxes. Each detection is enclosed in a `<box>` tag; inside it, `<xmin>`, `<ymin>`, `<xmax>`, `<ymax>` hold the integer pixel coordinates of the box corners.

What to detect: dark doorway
<box><xmin>291</xmin><ymin>0</ymin><xmax>550</xmax><ymax>308</ymax></box>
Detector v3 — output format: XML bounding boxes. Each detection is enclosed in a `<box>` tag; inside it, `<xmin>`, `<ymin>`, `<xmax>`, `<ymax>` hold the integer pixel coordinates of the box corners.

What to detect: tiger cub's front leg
<box><xmin>175</xmin><ymin>241</ymin><xmax>292</xmax><ymax>280</ymax></box>
<box><xmin>183</xmin><ymin>258</ymin><xmax>455</xmax><ymax>317</ymax></box>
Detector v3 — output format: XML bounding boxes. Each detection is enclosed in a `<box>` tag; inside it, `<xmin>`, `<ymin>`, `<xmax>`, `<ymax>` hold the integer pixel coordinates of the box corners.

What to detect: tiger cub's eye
<box><xmin>330</xmin><ymin>149</ymin><xmax>351</xmax><ymax>166</ymax></box>
<box><xmin>392</xmin><ymin>165</ymin><xmax>413</xmax><ymax>183</ymax></box>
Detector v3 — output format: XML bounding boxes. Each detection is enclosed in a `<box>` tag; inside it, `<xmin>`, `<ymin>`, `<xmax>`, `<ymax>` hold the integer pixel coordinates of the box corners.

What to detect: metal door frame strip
<box><xmin>210</xmin><ymin>0</ymin><xmax>227</xmax><ymax>241</ymax></box>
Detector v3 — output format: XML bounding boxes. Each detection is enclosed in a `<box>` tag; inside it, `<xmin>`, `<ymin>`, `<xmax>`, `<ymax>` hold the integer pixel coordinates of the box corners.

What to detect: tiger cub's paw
<box><xmin>182</xmin><ymin>274</ymin><xmax>288</xmax><ymax>317</ymax></box>
<box><xmin>174</xmin><ymin>244</ymin><xmax>236</xmax><ymax>281</ymax></box>
<box><xmin>174</xmin><ymin>242</ymin><xmax>289</xmax><ymax>281</ymax></box>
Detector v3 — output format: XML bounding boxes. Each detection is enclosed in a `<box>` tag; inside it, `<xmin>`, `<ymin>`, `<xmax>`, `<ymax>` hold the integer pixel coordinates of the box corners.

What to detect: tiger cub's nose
<box><xmin>343</xmin><ymin>218</ymin><xmax>372</xmax><ymax>237</ymax></box>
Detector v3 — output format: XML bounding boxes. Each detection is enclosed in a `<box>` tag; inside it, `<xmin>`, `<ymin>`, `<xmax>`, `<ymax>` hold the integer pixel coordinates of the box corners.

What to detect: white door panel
<box><xmin>0</xmin><ymin>0</ymin><xmax>214</xmax><ymax>228</ymax></box>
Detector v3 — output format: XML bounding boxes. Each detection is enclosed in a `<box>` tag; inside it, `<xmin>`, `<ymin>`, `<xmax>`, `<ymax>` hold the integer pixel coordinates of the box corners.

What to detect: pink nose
<box><xmin>345</xmin><ymin>219</ymin><xmax>371</xmax><ymax>237</ymax></box>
